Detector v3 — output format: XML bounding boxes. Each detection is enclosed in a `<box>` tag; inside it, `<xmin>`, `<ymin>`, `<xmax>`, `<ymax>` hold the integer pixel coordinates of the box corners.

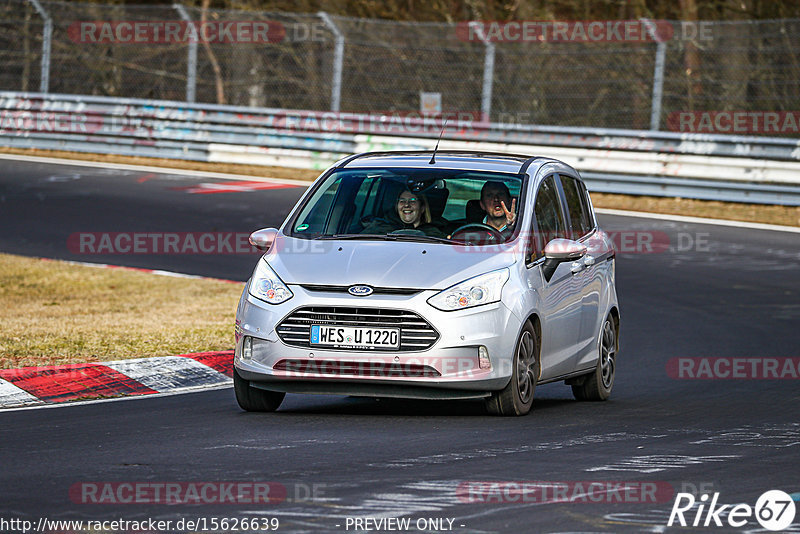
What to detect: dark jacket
<box><xmin>362</xmin><ymin>213</ymin><xmax>448</xmax><ymax>238</ymax></box>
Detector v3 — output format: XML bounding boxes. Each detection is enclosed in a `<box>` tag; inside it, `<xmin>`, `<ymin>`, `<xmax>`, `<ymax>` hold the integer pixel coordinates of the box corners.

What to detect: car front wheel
<box><xmin>234</xmin><ymin>368</ymin><xmax>285</xmax><ymax>412</ymax></box>
<box><xmin>485</xmin><ymin>321</ymin><xmax>539</xmax><ymax>416</ymax></box>
<box><xmin>572</xmin><ymin>315</ymin><xmax>617</xmax><ymax>401</ymax></box>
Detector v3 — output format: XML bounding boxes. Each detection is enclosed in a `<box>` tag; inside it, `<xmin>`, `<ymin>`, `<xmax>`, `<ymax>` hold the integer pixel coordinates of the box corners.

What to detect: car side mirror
<box><xmin>249</xmin><ymin>228</ymin><xmax>279</xmax><ymax>251</ymax></box>
<box><xmin>541</xmin><ymin>239</ymin><xmax>587</xmax><ymax>282</ymax></box>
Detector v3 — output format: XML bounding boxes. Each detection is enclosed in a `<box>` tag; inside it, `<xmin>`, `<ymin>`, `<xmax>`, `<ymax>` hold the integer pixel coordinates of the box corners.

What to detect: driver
<box><xmin>362</xmin><ymin>189</ymin><xmax>446</xmax><ymax>237</ymax></box>
<box><xmin>479</xmin><ymin>181</ymin><xmax>517</xmax><ymax>236</ymax></box>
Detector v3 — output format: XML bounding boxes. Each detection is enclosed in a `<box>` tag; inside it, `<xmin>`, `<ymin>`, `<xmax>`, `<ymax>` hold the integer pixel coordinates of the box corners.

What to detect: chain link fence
<box><xmin>1</xmin><ymin>0</ymin><xmax>799</xmax><ymax>134</ymax></box>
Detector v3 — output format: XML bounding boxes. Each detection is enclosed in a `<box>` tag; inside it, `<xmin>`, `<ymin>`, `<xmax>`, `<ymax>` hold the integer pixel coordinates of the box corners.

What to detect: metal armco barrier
<box><xmin>2</xmin><ymin>92</ymin><xmax>800</xmax><ymax>205</ymax></box>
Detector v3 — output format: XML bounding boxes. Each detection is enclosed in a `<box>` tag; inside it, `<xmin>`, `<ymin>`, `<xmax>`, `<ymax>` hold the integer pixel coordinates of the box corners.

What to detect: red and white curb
<box><xmin>0</xmin><ymin>351</ymin><xmax>234</xmax><ymax>409</ymax></box>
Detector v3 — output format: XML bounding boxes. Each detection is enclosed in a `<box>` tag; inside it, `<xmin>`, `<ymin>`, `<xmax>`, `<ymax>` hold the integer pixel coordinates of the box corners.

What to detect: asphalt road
<box><xmin>1</xmin><ymin>157</ymin><xmax>799</xmax><ymax>534</ymax></box>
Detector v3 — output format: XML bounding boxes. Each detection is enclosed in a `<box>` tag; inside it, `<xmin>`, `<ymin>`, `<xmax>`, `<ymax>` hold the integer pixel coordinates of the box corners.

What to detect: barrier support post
<box><xmin>318</xmin><ymin>11</ymin><xmax>344</xmax><ymax>112</ymax></box>
<box><xmin>174</xmin><ymin>4</ymin><xmax>198</xmax><ymax>103</ymax></box>
<box><xmin>27</xmin><ymin>0</ymin><xmax>51</xmax><ymax>93</ymax></box>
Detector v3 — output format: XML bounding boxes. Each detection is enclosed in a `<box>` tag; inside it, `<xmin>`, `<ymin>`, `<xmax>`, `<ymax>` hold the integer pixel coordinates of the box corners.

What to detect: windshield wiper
<box><xmin>312</xmin><ymin>233</ymin><xmax>462</xmax><ymax>244</ymax></box>
<box><xmin>385</xmin><ymin>234</ymin><xmax>463</xmax><ymax>245</ymax></box>
<box><xmin>313</xmin><ymin>233</ymin><xmax>397</xmax><ymax>240</ymax></box>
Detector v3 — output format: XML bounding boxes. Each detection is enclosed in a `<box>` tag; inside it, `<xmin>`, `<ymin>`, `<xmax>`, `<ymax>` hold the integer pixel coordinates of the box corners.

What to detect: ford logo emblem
<box><xmin>348</xmin><ymin>285</ymin><xmax>373</xmax><ymax>296</ymax></box>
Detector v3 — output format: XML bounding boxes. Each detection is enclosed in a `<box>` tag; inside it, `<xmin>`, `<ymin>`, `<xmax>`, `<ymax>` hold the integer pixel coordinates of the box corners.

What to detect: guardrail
<box><xmin>2</xmin><ymin>92</ymin><xmax>800</xmax><ymax>205</ymax></box>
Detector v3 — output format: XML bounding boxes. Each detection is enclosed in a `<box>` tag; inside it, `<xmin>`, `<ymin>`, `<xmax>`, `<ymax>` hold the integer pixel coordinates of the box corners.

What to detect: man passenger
<box><xmin>480</xmin><ymin>181</ymin><xmax>517</xmax><ymax>234</ymax></box>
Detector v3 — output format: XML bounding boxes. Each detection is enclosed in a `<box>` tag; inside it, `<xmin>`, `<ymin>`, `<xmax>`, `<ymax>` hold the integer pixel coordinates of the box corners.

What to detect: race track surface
<box><xmin>1</xmin><ymin>159</ymin><xmax>798</xmax><ymax>533</ymax></box>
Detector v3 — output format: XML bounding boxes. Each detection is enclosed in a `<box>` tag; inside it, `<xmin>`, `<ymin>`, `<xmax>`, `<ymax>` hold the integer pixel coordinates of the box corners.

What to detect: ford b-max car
<box><xmin>234</xmin><ymin>151</ymin><xmax>619</xmax><ymax>416</ymax></box>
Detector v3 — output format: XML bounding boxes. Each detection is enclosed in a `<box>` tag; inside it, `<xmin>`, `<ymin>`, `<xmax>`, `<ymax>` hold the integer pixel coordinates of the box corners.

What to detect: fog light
<box><xmin>478</xmin><ymin>346</ymin><xmax>491</xmax><ymax>370</ymax></box>
<box><xmin>242</xmin><ymin>336</ymin><xmax>253</xmax><ymax>360</ymax></box>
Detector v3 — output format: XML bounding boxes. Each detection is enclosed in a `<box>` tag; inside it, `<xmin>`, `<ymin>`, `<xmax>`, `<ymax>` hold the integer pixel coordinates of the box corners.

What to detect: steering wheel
<box><xmin>449</xmin><ymin>223</ymin><xmax>504</xmax><ymax>244</ymax></box>
<box><xmin>389</xmin><ymin>228</ymin><xmax>426</xmax><ymax>236</ymax></box>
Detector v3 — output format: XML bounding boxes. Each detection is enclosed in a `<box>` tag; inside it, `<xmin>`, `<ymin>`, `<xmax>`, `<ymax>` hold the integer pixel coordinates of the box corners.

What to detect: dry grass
<box><xmin>2</xmin><ymin>147</ymin><xmax>797</xmax><ymax>227</ymax></box>
<box><xmin>0</xmin><ymin>253</ymin><xmax>244</xmax><ymax>369</ymax></box>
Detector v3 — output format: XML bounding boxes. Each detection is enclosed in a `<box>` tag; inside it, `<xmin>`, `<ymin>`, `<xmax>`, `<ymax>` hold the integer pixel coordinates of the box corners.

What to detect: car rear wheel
<box><xmin>234</xmin><ymin>368</ymin><xmax>285</xmax><ymax>412</ymax></box>
<box><xmin>572</xmin><ymin>315</ymin><xmax>617</xmax><ymax>401</ymax></box>
<box><xmin>485</xmin><ymin>322</ymin><xmax>539</xmax><ymax>416</ymax></box>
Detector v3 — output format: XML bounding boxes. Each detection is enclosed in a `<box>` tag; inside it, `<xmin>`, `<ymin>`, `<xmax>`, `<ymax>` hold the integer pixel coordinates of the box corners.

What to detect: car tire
<box><xmin>572</xmin><ymin>315</ymin><xmax>617</xmax><ymax>401</ymax></box>
<box><xmin>485</xmin><ymin>321</ymin><xmax>539</xmax><ymax>416</ymax></box>
<box><xmin>234</xmin><ymin>368</ymin><xmax>285</xmax><ymax>412</ymax></box>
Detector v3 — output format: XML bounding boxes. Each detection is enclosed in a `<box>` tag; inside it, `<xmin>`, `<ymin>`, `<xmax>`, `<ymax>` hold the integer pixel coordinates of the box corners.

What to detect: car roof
<box><xmin>339</xmin><ymin>151</ymin><xmax>541</xmax><ymax>174</ymax></box>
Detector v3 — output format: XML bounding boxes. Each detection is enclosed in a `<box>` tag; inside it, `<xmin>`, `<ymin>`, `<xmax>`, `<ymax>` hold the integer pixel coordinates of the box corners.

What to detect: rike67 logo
<box><xmin>668</xmin><ymin>489</ymin><xmax>796</xmax><ymax>531</ymax></box>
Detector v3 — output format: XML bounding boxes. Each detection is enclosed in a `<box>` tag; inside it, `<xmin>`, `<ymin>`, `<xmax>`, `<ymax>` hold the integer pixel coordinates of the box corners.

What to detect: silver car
<box><xmin>234</xmin><ymin>151</ymin><xmax>619</xmax><ymax>416</ymax></box>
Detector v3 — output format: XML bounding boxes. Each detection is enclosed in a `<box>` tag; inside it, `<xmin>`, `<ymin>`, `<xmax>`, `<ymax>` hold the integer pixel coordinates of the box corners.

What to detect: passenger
<box><xmin>479</xmin><ymin>181</ymin><xmax>517</xmax><ymax>236</ymax></box>
<box><xmin>362</xmin><ymin>189</ymin><xmax>446</xmax><ymax>237</ymax></box>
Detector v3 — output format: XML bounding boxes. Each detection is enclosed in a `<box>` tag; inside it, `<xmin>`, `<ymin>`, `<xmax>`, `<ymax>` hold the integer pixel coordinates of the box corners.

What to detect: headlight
<box><xmin>427</xmin><ymin>269</ymin><xmax>509</xmax><ymax>311</ymax></box>
<box><xmin>248</xmin><ymin>259</ymin><xmax>293</xmax><ymax>304</ymax></box>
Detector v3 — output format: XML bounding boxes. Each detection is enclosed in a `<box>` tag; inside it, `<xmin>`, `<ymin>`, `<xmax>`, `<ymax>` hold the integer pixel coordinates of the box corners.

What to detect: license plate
<box><xmin>310</xmin><ymin>325</ymin><xmax>400</xmax><ymax>350</ymax></box>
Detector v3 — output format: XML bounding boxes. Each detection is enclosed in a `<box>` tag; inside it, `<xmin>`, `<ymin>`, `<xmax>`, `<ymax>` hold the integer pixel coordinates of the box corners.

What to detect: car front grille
<box><xmin>275</xmin><ymin>306</ymin><xmax>439</xmax><ymax>351</ymax></box>
<box><xmin>299</xmin><ymin>284</ymin><xmax>422</xmax><ymax>296</ymax></box>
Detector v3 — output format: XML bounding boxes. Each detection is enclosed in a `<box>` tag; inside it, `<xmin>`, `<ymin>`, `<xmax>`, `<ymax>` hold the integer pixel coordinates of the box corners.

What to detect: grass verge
<box><xmin>0</xmin><ymin>253</ymin><xmax>243</xmax><ymax>369</ymax></box>
<box><xmin>2</xmin><ymin>147</ymin><xmax>798</xmax><ymax>227</ymax></box>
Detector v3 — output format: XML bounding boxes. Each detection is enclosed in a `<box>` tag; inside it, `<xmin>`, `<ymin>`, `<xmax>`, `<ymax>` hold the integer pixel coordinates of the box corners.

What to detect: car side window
<box><xmin>578</xmin><ymin>180</ymin><xmax>596</xmax><ymax>229</ymax></box>
<box><xmin>292</xmin><ymin>174</ymin><xmax>342</xmax><ymax>234</ymax></box>
<box><xmin>531</xmin><ymin>174</ymin><xmax>567</xmax><ymax>261</ymax></box>
<box><xmin>352</xmin><ymin>174</ymin><xmax>381</xmax><ymax>220</ymax></box>
<box><xmin>559</xmin><ymin>174</ymin><xmax>593</xmax><ymax>239</ymax></box>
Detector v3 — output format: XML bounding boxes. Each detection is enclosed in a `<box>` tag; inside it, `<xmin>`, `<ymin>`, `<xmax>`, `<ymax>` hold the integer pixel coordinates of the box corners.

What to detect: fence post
<box><xmin>174</xmin><ymin>4</ymin><xmax>197</xmax><ymax>103</ymax></box>
<box><xmin>641</xmin><ymin>19</ymin><xmax>667</xmax><ymax>131</ymax></box>
<box><xmin>27</xmin><ymin>0</ymin><xmax>51</xmax><ymax>93</ymax></box>
<box><xmin>318</xmin><ymin>12</ymin><xmax>344</xmax><ymax>112</ymax></box>
<box><xmin>468</xmin><ymin>22</ymin><xmax>494</xmax><ymax>121</ymax></box>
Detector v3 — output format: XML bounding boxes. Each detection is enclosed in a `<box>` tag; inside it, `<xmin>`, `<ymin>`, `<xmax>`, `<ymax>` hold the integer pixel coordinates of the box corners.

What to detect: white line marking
<box><xmin>0</xmin><ymin>379</ymin><xmax>41</xmax><ymax>407</ymax></box>
<box><xmin>0</xmin><ymin>153</ymin><xmax>314</xmax><ymax>186</ymax></box>
<box><xmin>595</xmin><ymin>208</ymin><xmax>800</xmax><ymax>233</ymax></box>
<box><xmin>585</xmin><ymin>454</ymin><xmax>739</xmax><ymax>473</ymax></box>
<box><xmin>105</xmin><ymin>356</ymin><xmax>232</xmax><ymax>392</ymax></box>
<box><xmin>370</xmin><ymin>432</ymin><xmax>668</xmax><ymax>468</ymax></box>
<box><xmin>689</xmin><ymin>424</ymin><xmax>800</xmax><ymax>448</ymax></box>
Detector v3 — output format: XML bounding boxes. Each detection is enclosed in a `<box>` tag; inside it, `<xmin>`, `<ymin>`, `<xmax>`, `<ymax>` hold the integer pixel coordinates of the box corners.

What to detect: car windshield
<box><xmin>288</xmin><ymin>168</ymin><xmax>524</xmax><ymax>245</ymax></box>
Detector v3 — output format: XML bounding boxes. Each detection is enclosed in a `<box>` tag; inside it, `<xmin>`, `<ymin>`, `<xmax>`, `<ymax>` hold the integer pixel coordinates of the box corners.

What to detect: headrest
<box><xmin>426</xmin><ymin>187</ymin><xmax>449</xmax><ymax>218</ymax></box>
<box><xmin>466</xmin><ymin>199</ymin><xmax>484</xmax><ymax>223</ymax></box>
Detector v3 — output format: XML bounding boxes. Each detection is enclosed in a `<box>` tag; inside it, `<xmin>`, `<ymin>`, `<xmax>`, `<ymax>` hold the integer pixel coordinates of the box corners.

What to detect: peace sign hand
<box><xmin>500</xmin><ymin>198</ymin><xmax>517</xmax><ymax>226</ymax></box>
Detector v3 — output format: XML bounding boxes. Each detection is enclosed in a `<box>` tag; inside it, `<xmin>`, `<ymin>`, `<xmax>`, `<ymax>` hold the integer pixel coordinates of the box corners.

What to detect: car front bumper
<box><xmin>234</xmin><ymin>284</ymin><xmax>521</xmax><ymax>397</ymax></box>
